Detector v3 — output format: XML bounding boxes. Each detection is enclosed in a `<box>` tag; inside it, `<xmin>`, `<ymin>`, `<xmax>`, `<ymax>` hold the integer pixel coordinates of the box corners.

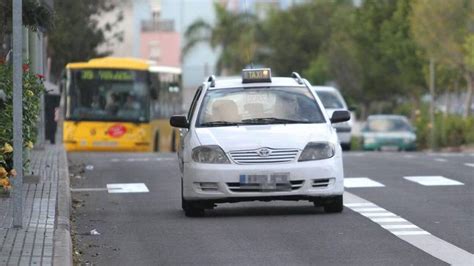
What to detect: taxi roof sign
<box><xmin>242</xmin><ymin>68</ymin><xmax>272</xmax><ymax>83</ymax></box>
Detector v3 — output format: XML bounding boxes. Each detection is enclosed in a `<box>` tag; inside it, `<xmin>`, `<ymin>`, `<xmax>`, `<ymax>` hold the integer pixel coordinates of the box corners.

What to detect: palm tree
<box><xmin>183</xmin><ymin>3</ymin><xmax>258</xmax><ymax>75</ymax></box>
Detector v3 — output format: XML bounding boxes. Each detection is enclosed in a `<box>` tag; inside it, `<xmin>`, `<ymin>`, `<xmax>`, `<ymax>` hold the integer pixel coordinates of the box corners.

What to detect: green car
<box><xmin>361</xmin><ymin>115</ymin><xmax>416</xmax><ymax>151</ymax></box>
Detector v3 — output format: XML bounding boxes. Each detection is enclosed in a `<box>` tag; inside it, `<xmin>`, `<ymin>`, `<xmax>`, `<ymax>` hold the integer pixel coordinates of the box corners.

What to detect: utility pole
<box><xmin>37</xmin><ymin>32</ymin><xmax>45</xmax><ymax>149</ymax></box>
<box><xmin>12</xmin><ymin>0</ymin><xmax>24</xmax><ymax>228</ymax></box>
<box><xmin>429</xmin><ymin>58</ymin><xmax>436</xmax><ymax>151</ymax></box>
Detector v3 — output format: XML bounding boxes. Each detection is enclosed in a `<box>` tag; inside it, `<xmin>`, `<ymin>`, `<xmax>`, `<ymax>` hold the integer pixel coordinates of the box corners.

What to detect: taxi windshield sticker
<box><xmin>242</xmin><ymin>68</ymin><xmax>272</xmax><ymax>83</ymax></box>
<box><xmin>80</xmin><ymin>70</ymin><xmax>135</xmax><ymax>81</ymax></box>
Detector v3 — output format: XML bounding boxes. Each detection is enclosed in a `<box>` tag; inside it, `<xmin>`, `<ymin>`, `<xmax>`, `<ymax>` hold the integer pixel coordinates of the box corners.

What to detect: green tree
<box><xmin>410</xmin><ymin>0</ymin><xmax>474</xmax><ymax>117</ymax></box>
<box><xmin>314</xmin><ymin>0</ymin><xmax>398</xmax><ymax>117</ymax></box>
<box><xmin>378</xmin><ymin>0</ymin><xmax>426</xmax><ymax>117</ymax></box>
<box><xmin>183</xmin><ymin>3</ymin><xmax>257</xmax><ymax>75</ymax></box>
<box><xmin>259</xmin><ymin>0</ymin><xmax>346</xmax><ymax>76</ymax></box>
<box><xmin>47</xmin><ymin>0</ymin><xmax>123</xmax><ymax>81</ymax></box>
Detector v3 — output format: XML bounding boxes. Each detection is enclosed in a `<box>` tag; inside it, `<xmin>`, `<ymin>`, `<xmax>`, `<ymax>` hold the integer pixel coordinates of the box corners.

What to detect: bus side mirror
<box><xmin>170</xmin><ymin>115</ymin><xmax>189</xmax><ymax>128</ymax></box>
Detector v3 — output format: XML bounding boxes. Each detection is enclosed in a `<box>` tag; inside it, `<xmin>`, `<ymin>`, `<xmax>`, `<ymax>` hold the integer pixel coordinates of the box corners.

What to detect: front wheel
<box><xmin>181</xmin><ymin>179</ymin><xmax>204</xmax><ymax>217</ymax></box>
<box><xmin>154</xmin><ymin>133</ymin><xmax>160</xmax><ymax>152</ymax></box>
<box><xmin>323</xmin><ymin>195</ymin><xmax>343</xmax><ymax>213</ymax></box>
<box><xmin>341</xmin><ymin>143</ymin><xmax>351</xmax><ymax>151</ymax></box>
<box><xmin>183</xmin><ymin>200</ymin><xmax>205</xmax><ymax>217</ymax></box>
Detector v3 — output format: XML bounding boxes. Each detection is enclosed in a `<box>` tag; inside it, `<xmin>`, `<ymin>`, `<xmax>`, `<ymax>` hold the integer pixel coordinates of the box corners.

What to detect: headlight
<box><xmin>298</xmin><ymin>142</ymin><xmax>335</xmax><ymax>161</ymax></box>
<box><xmin>403</xmin><ymin>135</ymin><xmax>416</xmax><ymax>144</ymax></box>
<box><xmin>192</xmin><ymin>145</ymin><xmax>230</xmax><ymax>164</ymax></box>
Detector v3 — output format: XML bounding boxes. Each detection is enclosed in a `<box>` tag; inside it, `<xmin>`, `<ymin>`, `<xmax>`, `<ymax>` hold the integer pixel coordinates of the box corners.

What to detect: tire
<box><xmin>171</xmin><ymin>131</ymin><xmax>177</xmax><ymax>152</ymax></box>
<box><xmin>181</xmin><ymin>179</ymin><xmax>204</xmax><ymax>217</ymax></box>
<box><xmin>323</xmin><ymin>195</ymin><xmax>343</xmax><ymax>213</ymax></box>
<box><xmin>183</xmin><ymin>200</ymin><xmax>205</xmax><ymax>217</ymax></box>
<box><xmin>154</xmin><ymin>133</ymin><xmax>160</xmax><ymax>152</ymax></box>
<box><xmin>341</xmin><ymin>143</ymin><xmax>351</xmax><ymax>151</ymax></box>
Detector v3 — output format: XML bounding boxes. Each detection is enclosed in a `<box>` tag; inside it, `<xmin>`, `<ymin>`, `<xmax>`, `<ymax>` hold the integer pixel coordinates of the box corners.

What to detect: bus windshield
<box><xmin>67</xmin><ymin>69</ymin><xmax>150</xmax><ymax>122</ymax></box>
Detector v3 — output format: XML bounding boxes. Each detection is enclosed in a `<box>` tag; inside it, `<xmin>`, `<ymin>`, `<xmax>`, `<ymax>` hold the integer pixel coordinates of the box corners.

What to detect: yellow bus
<box><xmin>63</xmin><ymin>57</ymin><xmax>182</xmax><ymax>152</ymax></box>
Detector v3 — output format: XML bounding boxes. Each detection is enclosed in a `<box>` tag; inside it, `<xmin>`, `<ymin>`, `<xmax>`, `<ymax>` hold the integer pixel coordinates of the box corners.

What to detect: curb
<box><xmin>53</xmin><ymin>145</ymin><xmax>73</xmax><ymax>266</ymax></box>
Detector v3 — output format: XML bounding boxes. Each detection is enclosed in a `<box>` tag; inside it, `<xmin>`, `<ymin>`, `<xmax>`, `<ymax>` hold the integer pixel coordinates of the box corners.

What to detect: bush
<box><xmin>412</xmin><ymin>105</ymin><xmax>474</xmax><ymax>150</ymax></box>
<box><xmin>350</xmin><ymin>136</ymin><xmax>363</xmax><ymax>151</ymax></box>
<box><xmin>0</xmin><ymin>63</ymin><xmax>45</xmax><ymax>181</ymax></box>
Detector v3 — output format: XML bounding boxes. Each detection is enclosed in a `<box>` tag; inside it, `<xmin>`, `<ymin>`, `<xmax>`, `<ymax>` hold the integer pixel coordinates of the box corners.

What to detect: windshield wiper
<box><xmin>241</xmin><ymin>117</ymin><xmax>311</xmax><ymax>125</ymax></box>
<box><xmin>199</xmin><ymin>121</ymin><xmax>241</xmax><ymax>127</ymax></box>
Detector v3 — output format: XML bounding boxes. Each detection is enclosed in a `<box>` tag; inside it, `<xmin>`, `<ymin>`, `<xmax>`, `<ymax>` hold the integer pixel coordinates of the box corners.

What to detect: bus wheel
<box><xmin>154</xmin><ymin>133</ymin><xmax>160</xmax><ymax>152</ymax></box>
<box><xmin>171</xmin><ymin>131</ymin><xmax>177</xmax><ymax>152</ymax></box>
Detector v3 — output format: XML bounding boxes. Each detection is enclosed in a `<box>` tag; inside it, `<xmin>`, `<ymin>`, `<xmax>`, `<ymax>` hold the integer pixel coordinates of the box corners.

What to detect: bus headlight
<box><xmin>192</xmin><ymin>145</ymin><xmax>230</xmax><ymax>164</ymax></box>
<box><xmin>298</xmin><ymin>142</ymin><xmax>335</xmax><ymax>161</ymax></box>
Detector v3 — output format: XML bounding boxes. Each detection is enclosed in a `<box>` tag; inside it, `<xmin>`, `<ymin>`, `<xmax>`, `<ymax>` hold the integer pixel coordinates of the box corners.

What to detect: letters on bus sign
<box><xmin>107</xmin><ymin>124</ymin><xmax>127</xmax><ymax>138</ymax></box>
<box><xmin>81</xmin><ymin>70</ymin><xmax>134</xmax><ymax>81</ymax></box>
<box><xmin>242</xmin><ymin>68</ymin><xmax>272</xmax><ymax>83</ymax></box>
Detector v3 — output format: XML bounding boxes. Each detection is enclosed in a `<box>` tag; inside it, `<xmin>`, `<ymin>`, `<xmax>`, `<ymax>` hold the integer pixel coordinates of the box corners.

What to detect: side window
<box><xmin>187</xmin><ymin>86</ymin><xmax>203</xmax><ymax>121</ymax></box>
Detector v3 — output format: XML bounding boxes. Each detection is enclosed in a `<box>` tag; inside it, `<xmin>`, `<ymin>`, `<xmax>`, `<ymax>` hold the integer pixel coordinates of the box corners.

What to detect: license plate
<box><xmin>92</xmin><ymin>141</ymin><xmax>118</xmax><ymax>147</ymax></box>
<box><xmin>381</xmin><ymin>145</ymin><xmax>398</xmax><ymax>151</ymax></box>
<box><xmin>239</xmin><ymin>173</ymin><xmax>290</xmax><ymax>191</ymax></box>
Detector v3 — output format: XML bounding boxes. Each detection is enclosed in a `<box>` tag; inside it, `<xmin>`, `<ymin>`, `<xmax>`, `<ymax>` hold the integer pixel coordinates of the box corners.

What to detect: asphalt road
<box><xmin>68</xmin><ymin>151</ymin><xmax>474</xmax><ymax>265</ymax></box>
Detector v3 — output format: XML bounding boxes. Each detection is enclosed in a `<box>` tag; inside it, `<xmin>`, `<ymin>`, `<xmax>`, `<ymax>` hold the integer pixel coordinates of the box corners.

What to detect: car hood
<box><xmin>362</xmin><ymin>131</ymin><xmax>416</xmax><ymax>139</ymax></box>
<box><xmin>195</xmin><ymin>124</ymin><xmax>333</xmax><ymax>151</ymax></box>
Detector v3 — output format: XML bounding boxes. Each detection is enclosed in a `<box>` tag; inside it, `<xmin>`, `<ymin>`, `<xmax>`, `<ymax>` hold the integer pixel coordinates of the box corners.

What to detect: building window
<box><xmin>149</xmin><ymin>40</ymin><xmax>160</xmax><ymax>61</ymax></box>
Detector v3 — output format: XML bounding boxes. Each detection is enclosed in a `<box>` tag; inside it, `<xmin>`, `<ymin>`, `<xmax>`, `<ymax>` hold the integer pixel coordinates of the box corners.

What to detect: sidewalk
<box><xmin>0</xmin><ymin>145</ymin><xmax>71</xmax><ymax>266</ymax></box>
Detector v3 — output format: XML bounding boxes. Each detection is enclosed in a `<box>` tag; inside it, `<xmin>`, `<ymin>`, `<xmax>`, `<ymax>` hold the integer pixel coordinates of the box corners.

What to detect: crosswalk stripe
<box><xmin>344</xmin><ymin>191</ymin><xmax>474</xmax><ymax>265</ymax></box>
<box><xmin>343</xmin><ymin>202</ymin><xmax>375</xmax><ymax>207</ymax></box>
<box><xmin>344</xmin><ymin>177</ymin><xmax>385</xmax><ymax>188</ymax></box>
<box><xmin>404</xmin><ymin>176</ymin><xmax>464</xmax><ymax>186</ymax></box>
<box><xmin>381</xmin><ymin>224</ymin><xmax>419</xmax><ymax>229</ymax></box>
<box><xmin>361</xmin><ymin>212</ymin><xmax>396</xmax><ymax>217</ymax></box>
<box><xmin>352</xmin><ymin>207</ymin><xmax>386</xmax><ymax>212</ymax></box>
<box><xmin>370</xmin><ymin>217</ymin><xmax>408</xmax><ymax>223</ymax></box>
<box><xmin>107</xmin><ymin>183</ymin><xmax>149</xmax><ymax>193</ymax></box>
<box><xmin>392</xmin><ymin>231</ymin><xmax>430</xmax><ymax>236</ymax></box>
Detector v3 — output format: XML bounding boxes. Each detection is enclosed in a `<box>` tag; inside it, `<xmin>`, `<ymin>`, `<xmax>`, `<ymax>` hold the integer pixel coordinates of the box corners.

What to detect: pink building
<box><xmin>140</xmin><ymin>18</ymin><xmax>181</xmax><ymax>67</ymax></box>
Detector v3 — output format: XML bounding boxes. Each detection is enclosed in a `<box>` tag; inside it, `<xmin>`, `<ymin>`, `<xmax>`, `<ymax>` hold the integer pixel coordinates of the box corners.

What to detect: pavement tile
<box><xmin>7</xmin><ymin>256</ymin><xmax>20</xmax><ymax>265</ymax></box>
<box><xmin>0</xmin><ymin>146</ymin><xmax>60</xmax><ymax>264</ymax></box>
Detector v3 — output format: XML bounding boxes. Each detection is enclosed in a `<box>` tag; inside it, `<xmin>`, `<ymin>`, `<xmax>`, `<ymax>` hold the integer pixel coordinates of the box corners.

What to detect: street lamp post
<box><xmin>12</xmin><ymin>0</ymin><xmax>24</xmax><ymax>228</ymax></box>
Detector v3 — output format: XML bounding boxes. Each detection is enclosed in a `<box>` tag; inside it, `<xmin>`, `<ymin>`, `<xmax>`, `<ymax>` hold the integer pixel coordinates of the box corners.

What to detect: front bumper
<box><xmin>363</xmin><ymin>139</ymin><xmax>416</xmax><ymax>151</ymax></box>
<box><xmin>336</xmin><ymin>131</ymin><xmax>351</xmax><ymax>144</ymax></box>
<box><xmin>182</xmin><ymin>157</ymin><xmax>344</xmax><ymax>202</ymax></box>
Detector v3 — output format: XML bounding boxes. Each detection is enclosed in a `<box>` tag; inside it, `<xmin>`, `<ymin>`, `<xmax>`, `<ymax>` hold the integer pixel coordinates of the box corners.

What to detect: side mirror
<box><xmin>170</xmin><ymin>115</ymin><xmax>189</xmax><ymax>128</ymax></box>
<box><xmin>330</xmin><ymin>110</ymin><xmax>350</xmax><ymax>124</ymax></box>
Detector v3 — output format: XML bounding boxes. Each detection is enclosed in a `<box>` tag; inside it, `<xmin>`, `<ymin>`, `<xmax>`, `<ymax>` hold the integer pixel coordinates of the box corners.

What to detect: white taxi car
<box><xmin>170</xmin><ymin>69</ymin><xmax>350</xmax><ymax>217</ymax></box>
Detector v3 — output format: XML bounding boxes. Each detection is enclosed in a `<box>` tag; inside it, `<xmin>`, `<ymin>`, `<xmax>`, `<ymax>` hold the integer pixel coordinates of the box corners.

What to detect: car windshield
<box><xmin>365</xmin><ymin>117</ymin><xmax>413</xmax><ymax>132</ymax></box>
<box><xmin>196</xmin><ymin>87</ymin><xmax>326</xmax><ymax>127</ymax></box>
<box><xmin>316</xmin><ymin>91</ymin><xmax>344</xmax><ymax>109</ymax></box>
<box><xmin>67</xmin><ymin>69</ymin><xmax>150</xmax><ymax>122</ymax></box>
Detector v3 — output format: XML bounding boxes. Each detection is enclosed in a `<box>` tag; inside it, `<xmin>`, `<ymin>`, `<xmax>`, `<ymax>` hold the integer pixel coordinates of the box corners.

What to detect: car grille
<box><xmin>229</xmin><ymin>148</ymin><xmax>300</xmax><ymax>164</ymax></box>
<box><xmin>226</xmin><ymin>180</ymin><xmax>304</xmax><ymax>192</ymax></box>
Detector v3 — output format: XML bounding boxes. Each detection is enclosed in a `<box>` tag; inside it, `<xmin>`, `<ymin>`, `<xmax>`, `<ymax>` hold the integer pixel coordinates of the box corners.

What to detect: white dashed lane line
<box><xmin>403</xmin><ymin>176</ymin><xmax>464</xmax><ymax>186</ymax></box>
<box><xmin>109</xmin><ymin>157</ymin><xmax>175</xmax><ymax>163</ymax></box>
<box><xmin>344</xmin><ymin>177</ymin><xmax>385</xmax><ymax>188</ymax></box>
<box><xmin>434</xmin><ymin>158</ymin><xmax>447</xmax><ymax>162</ymax></box>
<box><xmin>344</xmin><ymin>191</ymin><xmax>474</xmax><ymax>265</ymax></box>
<box><xmin>464</xmin><ymin>163</ymin><xmax>474</xmax><ymax>168</ymax></box>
